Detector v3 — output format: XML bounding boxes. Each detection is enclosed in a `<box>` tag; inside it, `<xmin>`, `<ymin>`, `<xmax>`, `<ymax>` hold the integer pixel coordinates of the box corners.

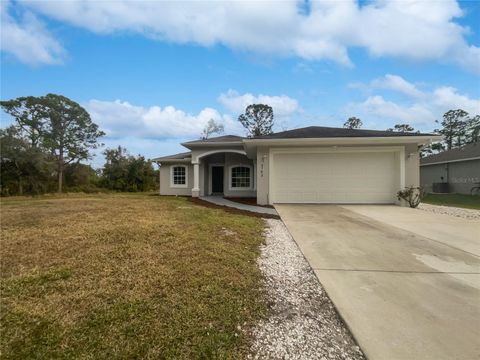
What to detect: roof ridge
<box><xmin>183</xmin><ymin>134</ymin><xmax>245</xmax><ymax>145</ymax></box>
<box><xmin>421</xmin><ymin>142</ymin><xmax>480</xmax><ymax>164</ymax></box>
<box><xmin>254</xmin><ymin>125</ymin><xmax>434</xmax><ymax>139</ymax></box>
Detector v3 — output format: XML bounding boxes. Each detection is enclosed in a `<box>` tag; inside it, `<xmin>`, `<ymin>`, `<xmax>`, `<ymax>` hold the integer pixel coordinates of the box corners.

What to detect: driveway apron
<box><xmin>275</xmin><ymin>204</ymin><xmax>480</xmax><ymax>360</ymax></box>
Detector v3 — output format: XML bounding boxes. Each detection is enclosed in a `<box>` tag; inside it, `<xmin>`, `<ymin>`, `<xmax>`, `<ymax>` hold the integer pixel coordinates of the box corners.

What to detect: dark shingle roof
<box><xmin>254</xmin><ymin>126</ymin><xmax>433</xmax><ymax>139</ymax></box>
<box><xmin>152</xmin><ymin>151</ymin><xmax>191</xmax><ymax>162</ymax></box>
<box><xmin>183</xmin><ymin>135</ymin><xmax>245</xmax><ymax>145</ymax></box>
<box><xmin>421</xmin><ymin>143</ymin><xmax>480</xmax><ymax>165</ymax></box>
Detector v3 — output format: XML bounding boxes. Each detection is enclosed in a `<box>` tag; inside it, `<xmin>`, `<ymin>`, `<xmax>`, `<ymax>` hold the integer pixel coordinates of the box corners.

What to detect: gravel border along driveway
<box><xmin>248</xmin><ymin>219</ymin><xmax>365</xmax><ymax>360</ymax></box>
<box><xmin>418</xmin><ymin>203</ymin><xmax>480</xmax><ymax>220</ymax></box>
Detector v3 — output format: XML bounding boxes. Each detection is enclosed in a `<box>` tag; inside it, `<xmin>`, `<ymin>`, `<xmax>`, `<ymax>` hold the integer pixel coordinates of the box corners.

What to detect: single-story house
<box><xmin>153</xmin><ymin>126</ymin><xmax>440</xmax><ymax>206</ymax></box>
<box><xmin>420</xmin><ymin>143</ymin><xmax>480</xmax><ymax>194</ymax></box>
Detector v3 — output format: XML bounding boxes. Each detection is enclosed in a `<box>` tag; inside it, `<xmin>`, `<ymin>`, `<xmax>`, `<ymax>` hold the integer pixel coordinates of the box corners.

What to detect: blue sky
<box><xmin>1</xmin><ymin>0</ymin><xmax>479</xmax><ymax>167</ymax></box>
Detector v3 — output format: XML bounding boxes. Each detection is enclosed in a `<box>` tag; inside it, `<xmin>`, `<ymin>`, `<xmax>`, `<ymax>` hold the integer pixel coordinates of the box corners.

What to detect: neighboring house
<box><xmin>420</xmin><ymin>143</ymin><xmax>480</xmax><ymax>194</ymax></box>
<box><xmin>153</xmin><ymin>126</ymin><xmax>440</xmax><ymax>205</ymax></box>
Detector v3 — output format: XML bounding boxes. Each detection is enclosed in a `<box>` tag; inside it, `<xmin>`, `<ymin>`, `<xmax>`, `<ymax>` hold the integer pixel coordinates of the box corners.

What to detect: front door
<box><xmin>211</xmin><ymin>166</ymin><xmax>224</xmax><ymax>194</ymax></box>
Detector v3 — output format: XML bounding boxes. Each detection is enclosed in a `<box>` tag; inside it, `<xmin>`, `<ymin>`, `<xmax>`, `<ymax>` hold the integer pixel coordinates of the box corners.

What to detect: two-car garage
<box><xmin>269</xmin><ymin>149</ymin><xmax>402</xmax><ymax>204</ymax></box>
<box><xmin>243</xmin><ymin>126</ymin><xmax>438</xmax><ymax>206</ymax></box>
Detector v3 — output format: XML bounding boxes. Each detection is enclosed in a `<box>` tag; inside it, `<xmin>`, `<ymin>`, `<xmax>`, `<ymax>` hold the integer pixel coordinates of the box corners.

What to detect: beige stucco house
<box><xmin>154</xmin><ymin>126</ymin><xmax>441</xmax><ymax>205</ymax></box>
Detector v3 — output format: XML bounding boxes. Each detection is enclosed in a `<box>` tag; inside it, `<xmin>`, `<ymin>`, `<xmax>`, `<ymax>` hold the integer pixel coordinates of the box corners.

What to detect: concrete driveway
<box><xmin>275</xmin><ymin>205</ymin><xmax>480</xmax><ymax>360</ymax></box>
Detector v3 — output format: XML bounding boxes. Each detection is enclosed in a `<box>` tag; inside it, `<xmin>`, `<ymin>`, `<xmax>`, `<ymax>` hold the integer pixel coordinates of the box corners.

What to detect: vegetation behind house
<box><xmin>1</xmin><ymin>94</ymin><xmax>478</xmax><ymax>196</ymax></box>
<box><xmin>0</xmin><ymin>95</ymin><xmax>158</xmax><ymax>196</ymax></box>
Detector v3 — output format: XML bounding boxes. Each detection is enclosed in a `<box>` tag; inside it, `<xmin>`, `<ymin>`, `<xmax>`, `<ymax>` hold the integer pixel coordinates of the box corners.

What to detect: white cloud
<box><xmin>0</xmin><ymin>1</ymin><xmax>64</xmax><ymax>65</ymax></box>
<box><xmin>86</xmin><ymin>99</ymin><xmax>243</xmax><ymax>140</ymax></box>
<box><xmin>12</xmin><ymin>0</ymin><xmax>480</xmax><ymax>72</ymax></box>
<box><xmin>87</xmin><ymin>91</ymin><xmax>299</xmax><ymax>141</ymax></box>
<box><xmin>87</xmin><ymin>136</ymin><xmax>191</xmax><ymax>168</ymax></box>
<box><xmin>218</xmin><ymin>89</ymin><xmax>300</xmax><ymax>117</ymax></box>
<box><xmin>347</xmin><ymin>75</ymin><xmax>480</xmax><ymax>128</ymax></box>
<box><xmin>83</xmin><ymin>94</ymin><xmax>302</xmax><ymax>166</ymax></box>
<box><xmin>432</xmin><ymin>86</ymin><xmax>480</xmax><ymax>115</ymax></box>
<box><xmin>371</xmin><ymin>74</ymin><xmax>425</xmax><ymax>99</ymax></box>
<box><xmin>96</xmin><ymin>136</ymin><xmax>186</xmax><ymax>164</ymax></box>
<box><xmin>349</xmin><ymin>95</ymin><xmax>435</xmax><ymax>124</ymax></box>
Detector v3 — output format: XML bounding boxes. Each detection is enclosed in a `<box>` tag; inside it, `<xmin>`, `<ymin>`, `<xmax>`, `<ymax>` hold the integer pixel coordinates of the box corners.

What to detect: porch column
<box><xmin>253</xmin><ymin>159</ymin><xmax>257</xmax><ymax>191</ymax></box>
<box><xmin>158</xmin><ymin>164</ymin><xmax>161</xmax><ymax>195</ymax></box>
<box><xmin>192</xmin><ymin>161</ymin><xmax>200</xmax><ymax>197</ymax></box>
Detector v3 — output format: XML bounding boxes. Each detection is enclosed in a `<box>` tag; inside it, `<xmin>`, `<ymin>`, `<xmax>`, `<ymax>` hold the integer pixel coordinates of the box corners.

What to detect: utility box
<box><xmin>432</xmin><ymin>182</ymin><xmax>450</xmax><ymax>193</ymax></box>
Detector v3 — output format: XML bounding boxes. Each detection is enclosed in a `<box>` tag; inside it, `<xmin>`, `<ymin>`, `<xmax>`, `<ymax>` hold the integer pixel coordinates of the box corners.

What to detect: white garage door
<box><xmin>271</xmin><ymin>151</ymin><xmax>398</xmax><ymax>204</ymax></box>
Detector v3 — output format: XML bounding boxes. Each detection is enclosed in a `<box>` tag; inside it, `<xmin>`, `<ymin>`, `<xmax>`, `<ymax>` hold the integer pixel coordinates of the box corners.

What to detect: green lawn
<box><xmin>0</xmin><ymin>193</ymin><xmax>266</xmax><ymax>359</ymax></box>
<box><xmin>422</xmin><ymin>193</ymin><xmax>480</xmax><ymax>210</ymax></box>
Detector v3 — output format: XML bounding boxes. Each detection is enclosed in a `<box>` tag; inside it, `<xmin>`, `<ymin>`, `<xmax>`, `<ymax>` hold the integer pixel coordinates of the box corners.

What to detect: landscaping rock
<box><xmin>418</xmin><ymin>203</ymin><xmax>480</xmax><ymax>220</ymax></box>
<box><xmin>248</xmin><ymin>219</ymin><xmax>365</xmax><ymax>360</ymax></box>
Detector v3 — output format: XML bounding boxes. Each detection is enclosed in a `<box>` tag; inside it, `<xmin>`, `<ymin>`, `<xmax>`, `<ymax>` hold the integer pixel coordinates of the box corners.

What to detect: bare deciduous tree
<box><xmin>201</xmin><ymin>119</ymin><xmax>224</xmax><ymax>139</ymax></box>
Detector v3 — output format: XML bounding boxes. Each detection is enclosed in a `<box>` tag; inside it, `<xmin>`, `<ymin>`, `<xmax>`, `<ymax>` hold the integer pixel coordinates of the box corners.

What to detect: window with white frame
<box><xmin>230</xmin><ymin>166</ymin><xmax>251</xmax><ymax>189</ymax></box>
<box><xmin>171</xmin><ymin>165</ymin><xmax>187</xmax><ymax>187</ymax></box>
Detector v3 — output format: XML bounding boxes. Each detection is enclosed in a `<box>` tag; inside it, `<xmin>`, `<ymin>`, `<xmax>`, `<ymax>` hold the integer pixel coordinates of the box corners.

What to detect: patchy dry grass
<box><xmin>0</xmin><ymin>193</ymin><xmax>266</xmax><ymax>359</ymax></box>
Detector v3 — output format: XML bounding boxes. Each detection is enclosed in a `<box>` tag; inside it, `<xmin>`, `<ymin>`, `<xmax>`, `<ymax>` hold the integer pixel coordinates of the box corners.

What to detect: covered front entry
<box><xmin>194</xmin><ymin>150</ymin><xmax>257</xmax><ymax>198</ymax></box>
<box><xmin>270</xmin><ymin>148</ymin><xmax>402</xmax><ymax>204</ymax></box>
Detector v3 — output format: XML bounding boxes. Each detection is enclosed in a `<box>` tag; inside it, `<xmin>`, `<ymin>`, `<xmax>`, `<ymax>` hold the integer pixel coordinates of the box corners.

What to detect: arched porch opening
<box><xmin>191</xmin><ymin>150</ymin><xmax>256</xmax><ymax>198</ymax></box>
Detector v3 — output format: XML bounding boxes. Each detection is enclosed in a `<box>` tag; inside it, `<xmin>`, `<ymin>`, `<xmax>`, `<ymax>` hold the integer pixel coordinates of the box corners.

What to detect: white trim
<box><xmin>253</xmin><ymin>160</ymin><xmax>257</xmax><ymax>191</ymax></box>
<box><xmin>243</xmin><ymin>135</ymin><xmax>442</xmax><ymax>146</ymax></box>
<box><xmin>208</xmin><ymin>163</ymin><xmax>225</xmax><ymax>195</ymax></box>
<box><xmin>182</xmin><ymin>141</ymin><xmax>244</xmax><ymax>148</ymax></box>
<box><xmin>170</xmin><ymin>164</ymin><xmax>188</xmax><ymax>188</ymax></box>
<box><xmin>154</xmin><ymin>158</ymin><xmax>191</xmax><ymax>163</ymax></box>
<box><xmin>158</xmin><ymin>163</ymin><xmax>162</xmax><ymax>195</ymax></box>
<box><xmin>228</xmin><ymin>164</ymin><xmax>254</xmax><ymax>191</ymax></box>
<box><xmin>420</xmin><ymin>156</ymin><xmax>480</xmax><ymax>166</ymax></box>
<box><xmin>269</xmin><ymin>146</ymin><xmax>404</xmax><ymax>154</ymax></box>
<box><xmin>268</xmin><ymin>150</ymin><xmax>273</xmax><ymax>204</ymax></box>
<box><xmin>268</xmin><ymin>146</ymin><xmax>405</xmax><ymax>205</ymax></box>
<box><xmin>192</xmin><ymin>163</ymin><xmax>200</xmax><ymax>192</ymax></box>
<box><xmin>194</xmin><ymin>149</ymin><xmax>247</xmax><ymax>163</ymax></box>
<box><xmin>400</xmin><ymin>147</ymin><xmax>406</xmax><ymax>189</ymax></box>
<box><xmin>183</xmin><ymin>135</ymin><xmax>442</xmax><ymax>149</ymax></box>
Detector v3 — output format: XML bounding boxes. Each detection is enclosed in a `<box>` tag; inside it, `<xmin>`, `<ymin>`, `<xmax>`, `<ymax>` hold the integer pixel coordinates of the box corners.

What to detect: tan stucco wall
<box><xmin>159</xmin><ymin>142</ymin><xmax>422</xmax><ymax>206</ymax></box>
<box><xmin>159</xmin><ymin>163</ymin><xmax>193</xmax><ymax>196</ymax></box>
<box><xmin>255</xmin><ymin>143</ymin><xmax>421</xmax><ymax>206</ymax></box>
<box><xmin>160</xmin><ymin>146</ymin><xmax>255</xmax><ymax>197</ymax></box>
<box><xmin>404</xmin><ymin>143</ymin><xmax>420</xmax><ymax>188</ymax></box>
<box><xmin>256</xmin><ymin>147</ymin><xmax>270</xmax><ymax>205</ymax></box>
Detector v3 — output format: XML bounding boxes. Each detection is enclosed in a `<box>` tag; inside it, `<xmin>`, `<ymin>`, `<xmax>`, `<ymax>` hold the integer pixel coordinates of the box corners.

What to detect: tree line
<box><xmin>2</xmin><ymin>94</ymin><xmax>478</xmax><ymax>196</ymax></box>
<box><xmin>343</xmin><ymin>110</ymin><xmax>479</xmax><ymax>155</ymax></box>
<box><xmin>214</xmin><ymin>104</ymin><xmax>479</xmax><ymax>155</ymax></box>
<box><xmin>0</xmin><ymin>94</ymin><xmax>158</xmax><ymax>196</ymax></box>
